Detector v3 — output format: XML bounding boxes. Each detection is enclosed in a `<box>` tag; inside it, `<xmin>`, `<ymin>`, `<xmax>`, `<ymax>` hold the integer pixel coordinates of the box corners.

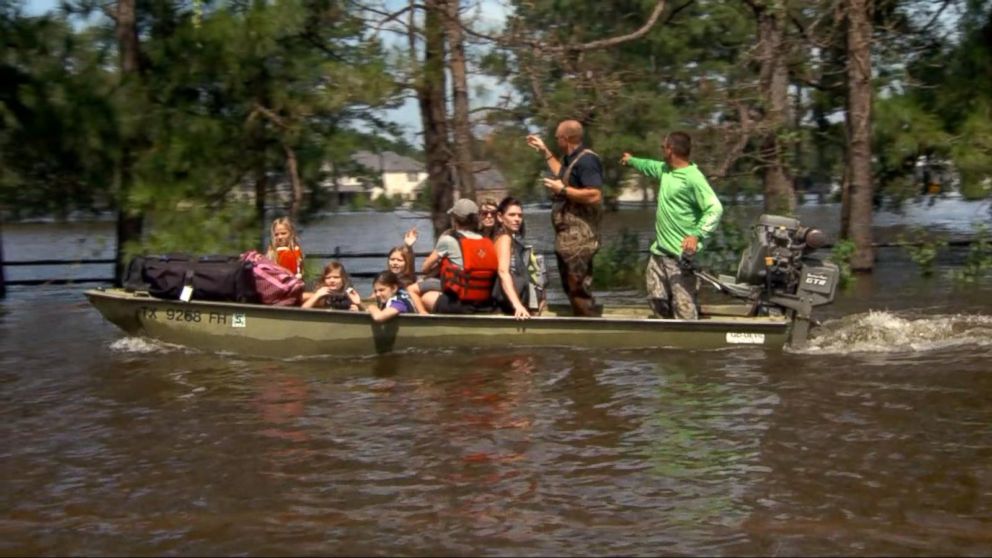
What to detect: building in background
<box><xmin>233</xmin><ymin>151</ymin><xmax>509</xmax><ymax>209</ymax></box>
<box><xmin>459</xmin><ymin>161</ymin><xmax>509</xmax><ymax>205</ymax></box>
<box><xmin>349</xmin><ymin>151</ymin><xmax>428</xmax><ymax>201</ymax></box>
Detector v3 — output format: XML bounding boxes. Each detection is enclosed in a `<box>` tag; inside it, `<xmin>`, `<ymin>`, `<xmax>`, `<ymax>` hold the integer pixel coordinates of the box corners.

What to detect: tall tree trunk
<box><xmin>753</xmin><ymin>0</ymin><xmax>795</xmax><ymax>215</ymax></box>
<box><xmin>845</xmin><ymin>0</ymin><xmax>874</xmax><ymax>270</ymax></box>
<box><xmin>418</xmin><ymin>0</ymin><xmax>455</xmax><ymax>238</ymax></box>
<box><xmin>283</xmin><ymin>143</ymin><xmax>303</xmax><ymax>220</ymax></box>
<box><xmin>839</xmin><ymin>160</ymin><xmax>851</xmax><ymax>238</ymax></box>
<box><xmin>444</xmin><ymin>0</ymin><xmax>476</xmax><ymax>201</ymax></box>
<box><xmin>254</xmin><ymin>167</ymin><xmax>268</xmax><ymax>248</ymax></box>
<box><xmin>330</xmin><ymin>169</ymin><xmax>341</xmax><ymax>213</ymax></box>
<box><xmin>113</xmin><ymin>0</ymin><xmax>144</xmax><ymax>285</ymax></box>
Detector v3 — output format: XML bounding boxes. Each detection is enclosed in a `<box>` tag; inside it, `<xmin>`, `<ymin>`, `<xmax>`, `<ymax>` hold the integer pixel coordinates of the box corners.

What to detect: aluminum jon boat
<box><xmin>86</xmin><ymin>214</ymin><xmax>841</xmax><ymax>357</ymax></box>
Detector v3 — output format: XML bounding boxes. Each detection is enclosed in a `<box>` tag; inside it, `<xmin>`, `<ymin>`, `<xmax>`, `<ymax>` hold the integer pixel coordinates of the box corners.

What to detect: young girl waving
<box><xmin>301</xmin><ymin>261</ymin><xmax>362</xmax><ymax>311</ymax></box>
<box><xmin>266</xmin><ymin>217</ymin><xmax>304</xmax><ymax>279</ymax></box>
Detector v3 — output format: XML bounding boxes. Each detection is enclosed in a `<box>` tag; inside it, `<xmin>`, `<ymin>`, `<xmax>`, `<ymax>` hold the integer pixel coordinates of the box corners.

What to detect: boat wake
<box><xmin>799</xmin><ymin>310</ymin><xmax>992</xmax><ymax>354</ymax></box>
<box><xmin>109</xmin><ymin>336</ymin><xmax>186</xmax><ymax>354</ymax></box>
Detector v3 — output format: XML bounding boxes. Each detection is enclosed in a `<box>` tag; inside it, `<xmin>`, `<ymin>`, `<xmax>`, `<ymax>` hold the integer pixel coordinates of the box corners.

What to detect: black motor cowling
<box><xmin>736</xmin><ymin>215</ymin><xmax>838</xmax><ymax>305</ymax></box>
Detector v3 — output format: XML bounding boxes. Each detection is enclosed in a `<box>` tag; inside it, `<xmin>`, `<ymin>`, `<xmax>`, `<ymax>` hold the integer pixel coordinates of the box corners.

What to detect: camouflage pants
<box><xmin>646</xmin><ymin>253</ymin><xmax>699</xmax><ymax>319</ymax></box>
<box><xmin>556</xmin><ymin>250</ymin><xmax>599</xmax><ymax>317</ymax></box>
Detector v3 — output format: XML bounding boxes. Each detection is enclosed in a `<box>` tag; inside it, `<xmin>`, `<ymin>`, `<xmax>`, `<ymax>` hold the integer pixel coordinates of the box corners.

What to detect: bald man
<box><xmin>526</xmin><ymin>120</ymin><xmax>604</xmax><ymax>317</ymax></box>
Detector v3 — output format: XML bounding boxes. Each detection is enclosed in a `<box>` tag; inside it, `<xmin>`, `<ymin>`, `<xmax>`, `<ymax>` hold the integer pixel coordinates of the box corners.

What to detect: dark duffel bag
<box><xmin>135</xmin><ymin>254</ymin><xmax>259</xmax><ymax>303</ymax></box>
<box><xmin>122</xmin><ymin>255</ymin><xmax>151</xmax><ymax>292</ymax></box>
<box><xmin>123</xmin><ymin>253</ymin><xmax>190</xmax><ymax>293</ymax></box>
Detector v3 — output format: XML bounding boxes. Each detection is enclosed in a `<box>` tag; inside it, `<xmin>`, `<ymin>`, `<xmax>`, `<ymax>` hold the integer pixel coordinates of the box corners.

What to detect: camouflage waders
<box><xmin>553</xmin><ymin>149</ymin><xmax>602</xmax><ymax>317</ymax></box>
<box><xmin>645</xmin><ymin>253</ymin><xmax>699</xmax><ymax>319</ymax></box>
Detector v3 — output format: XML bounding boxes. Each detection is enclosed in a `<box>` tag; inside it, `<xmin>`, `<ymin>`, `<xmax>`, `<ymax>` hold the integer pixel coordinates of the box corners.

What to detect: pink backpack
<box><xmin>240</xmin><ymin>250</ymin><xmax>304</xmax><ymax>306</ymax></box>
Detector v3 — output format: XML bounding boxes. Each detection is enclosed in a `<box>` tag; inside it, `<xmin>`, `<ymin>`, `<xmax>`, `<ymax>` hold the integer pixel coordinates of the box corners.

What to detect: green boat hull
<box><xmin>85</xmin><ymin>288</ymin><xmax>793</xmax><ymax>357</ymax></box>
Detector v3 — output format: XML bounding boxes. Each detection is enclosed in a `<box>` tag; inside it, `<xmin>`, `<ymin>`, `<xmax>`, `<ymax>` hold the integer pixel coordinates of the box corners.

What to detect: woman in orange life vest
<box><xmin>265</xmin><ymin>217</ymin><xmax>304</xmax><ymax>279</ymax></box>
<box><xmin>411</xmin><ymin>198</ymin><xmax>499</xmax><ymax>315</ymax></box>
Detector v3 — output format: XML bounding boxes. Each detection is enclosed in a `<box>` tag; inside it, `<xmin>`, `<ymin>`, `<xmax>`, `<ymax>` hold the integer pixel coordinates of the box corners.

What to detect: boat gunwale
<box><xmin>84</xmin><ymin>288</ymin><xmax>790</xmax><ymax>332</ymax></box>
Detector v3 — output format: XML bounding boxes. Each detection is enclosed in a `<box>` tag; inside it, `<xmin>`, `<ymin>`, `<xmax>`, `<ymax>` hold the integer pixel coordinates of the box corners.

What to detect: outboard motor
<box><xmin>704</xmin><ymin>215</ymin><xmax>839</xmax><ymax>348</ymax></box>
<box><xmin>737</xmin><ymin>215</ymin><xmax>834</xmax><ymax>292</ymax></box>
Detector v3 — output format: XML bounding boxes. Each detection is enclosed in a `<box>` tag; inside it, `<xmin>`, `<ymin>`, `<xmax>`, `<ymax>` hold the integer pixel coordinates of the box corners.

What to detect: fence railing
<box><xmin>0</xmin><ymin>252</ymin><xmax>439</xmax><ymax>285</ymax></box>
<box><xmin>0</xmin><ymin>238</ymin><xmax>985</xmax><ymax>287</ymax></box>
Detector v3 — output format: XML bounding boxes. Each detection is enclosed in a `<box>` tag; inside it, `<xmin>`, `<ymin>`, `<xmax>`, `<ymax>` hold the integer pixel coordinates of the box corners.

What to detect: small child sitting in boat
<box><xmin>266</xmin><ymin>217</ymin><xmax>305</xmax><ymax>279</ymax></box>
<box><xmin>301</xmin><ymin>261</ymin><xmax>362</xmax><ymax>311</ymax></box>
<box><xmin>386</xmin><ymin>228</ymin><xmax>419</xmax><ymax>288</ymax></box>
<box><xmin>367</xmin><ymin>271</ymin><xmax>415</xmax><ymax>323</ymax></box>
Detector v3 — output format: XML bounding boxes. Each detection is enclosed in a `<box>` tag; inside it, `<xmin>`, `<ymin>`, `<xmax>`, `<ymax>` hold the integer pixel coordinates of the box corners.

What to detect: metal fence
<box><xmin>0</xmin><ymin>238</ymin><xmax>984</xmax><ymax>288</ymax></box>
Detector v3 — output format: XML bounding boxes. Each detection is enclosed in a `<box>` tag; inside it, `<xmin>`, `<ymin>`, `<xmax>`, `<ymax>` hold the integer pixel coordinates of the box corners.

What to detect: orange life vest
<box><xmin>440</xmin><ymin>232</ymin><xmax>498</xmax><ymax>303</ymax></box>
<box><xmin>274</xmin><ymin>246</ymin><xmax>304</xmax><ymax>278</ymax></box>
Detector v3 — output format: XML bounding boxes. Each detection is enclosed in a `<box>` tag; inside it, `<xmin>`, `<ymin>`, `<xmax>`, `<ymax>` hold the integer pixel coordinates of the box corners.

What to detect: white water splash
<box><xmin>108</xmin><ymin>336</ymin><xmax>179</xmax><ymax>354</ymax></box>
<box><xmin>801</xmin><ymin>310</ymin><xmax>992</xmax><ymax>354</ymax></box>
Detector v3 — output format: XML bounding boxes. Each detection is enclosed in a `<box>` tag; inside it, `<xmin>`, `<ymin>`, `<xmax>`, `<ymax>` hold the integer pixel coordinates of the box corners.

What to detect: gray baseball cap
<box><xmin>447</xmin><ymin>198</ymin><xmax>479</xmax><ymax>218</ymax></box>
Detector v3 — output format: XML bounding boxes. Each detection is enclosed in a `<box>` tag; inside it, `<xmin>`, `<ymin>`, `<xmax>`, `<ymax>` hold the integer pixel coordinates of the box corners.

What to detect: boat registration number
<box><xmin>140</xmin><ymin>306</ymin><xmax>245</xmax><ymax>327</ymax></box>
<box><xmin>725</xmin><ymin>332</ymin><xmax>766</xmax><ymax>344</ymax></box>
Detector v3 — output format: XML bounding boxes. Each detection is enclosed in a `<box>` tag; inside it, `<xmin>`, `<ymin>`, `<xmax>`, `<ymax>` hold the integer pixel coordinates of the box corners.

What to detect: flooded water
<box><xmin>3</xmin><ymin>198</ymin><xmax>992</xmax><ymax>556</ymax></box>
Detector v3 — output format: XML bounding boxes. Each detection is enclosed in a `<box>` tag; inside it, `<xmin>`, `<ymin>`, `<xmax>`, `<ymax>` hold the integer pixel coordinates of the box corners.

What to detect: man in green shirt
<box><xmin>621</xmin><ymin>131</ymin><xmax>723</xmax><ymax>319</ymax></box>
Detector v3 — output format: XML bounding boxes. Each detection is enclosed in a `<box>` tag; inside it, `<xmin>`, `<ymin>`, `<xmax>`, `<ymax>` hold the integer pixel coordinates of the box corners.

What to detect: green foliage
<box><xmin>132</xmin><ymin>202</ymin><xmax>258</xmax><ymax>258</ymax></box>
<box><xmin>4</xmin><ymin>0</ymin><xmax>991</xmax><ymax>270</ymax></box>
<box><xmin>873</xmin><ymin>95</ymin><xmax>954</xmax><ymax>203</ymax></box>
<box><xmin>411</xmin><ymin>186</ymin><xmax>433</xmax><ymax>212</ymax></box>
<box><xmin>830</xmin><ymin>239</ymin><xmax>857</xmax><ymax>288</ymax></box>
<box><xmin>487</xmin><ymin>0</ymin><xmax>755</xmax><ymax>200</ymax></box>
<box><xmin>695</xmin><ymin>212</ymin><xmax>749</xmax><ymax>276</ymax></box>
<box><xmin>129</xmin><ymin>0</ymin><xmax>400</xmax><ymax>220</ymax></box>
<box><xmin>592</xmin><ymin>228</ymin><xmax>647</xmax><ymax>290</ymax></box>
<box><xmin>1</xmin><ymin>0</ymin><xmax>402</xmax><ymax>245</ymax></box>
<box><xmin>371</xmin><ymin>194</ymin><xmax>400</xmax><ymax>212</ymax></box>
<box><xmin>301</xmin><ymin>257</ymin><xmax>323</xmax><ymax>287</ymax></box>
<box><xmin>905</xmin><ymin>1</ymin><xmax>992</xmax><ymax>198</ymax></box>
<box><xmin>346</xmin><ymin>194</ymin><xmax>369</xmax><ymax>212</ymax></box>
<box><xmin>0</xmin><ymin>12</ymin><xmax>119</xmax><ymax>218</ymax></box>
<box><xmin>950</xmin><ymin>224</ymin><xmax>992</xmax><ymax>283</ymax></box>
<box><xmin>898</xmin><ymin>227</ymin><xmax>948</xmax><ymax>277</ymax></box>
<box><xmin>952</xmin><ymin>105</ymin><xmax>992</xmax><ymax>199</ymax></box>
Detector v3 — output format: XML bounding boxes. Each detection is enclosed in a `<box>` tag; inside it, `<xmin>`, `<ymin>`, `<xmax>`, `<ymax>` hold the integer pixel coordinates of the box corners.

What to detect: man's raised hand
<box><xmin>526</xmin><ymin>134</ymin><xmax>547</xmax><ymax>154</ymax></box>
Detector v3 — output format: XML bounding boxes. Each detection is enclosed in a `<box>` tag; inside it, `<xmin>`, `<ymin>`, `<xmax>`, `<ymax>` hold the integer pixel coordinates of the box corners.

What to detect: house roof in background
<box><xmin>352</xmin><ymin>150</ymin><xmax>425</xmax><ymax>173</ymax></box>
<box><xmin>466</xmin><ymin>161</ymin><xmax>507</xmax><ymax>192</ymax></box>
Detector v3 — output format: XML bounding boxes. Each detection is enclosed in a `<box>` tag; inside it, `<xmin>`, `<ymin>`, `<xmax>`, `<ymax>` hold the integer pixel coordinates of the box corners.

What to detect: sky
<box><xmin>23</xmin><ymin>0</ymin><xmax>514</xmax><ymax>144</ymax></box>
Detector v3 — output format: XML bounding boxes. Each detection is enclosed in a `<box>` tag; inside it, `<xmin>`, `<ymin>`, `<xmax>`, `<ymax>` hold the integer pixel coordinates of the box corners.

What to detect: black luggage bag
<box><xmin>124</xmin><ymin>254</ymin><xmax>259</xmax><ymax>303</ymax></box>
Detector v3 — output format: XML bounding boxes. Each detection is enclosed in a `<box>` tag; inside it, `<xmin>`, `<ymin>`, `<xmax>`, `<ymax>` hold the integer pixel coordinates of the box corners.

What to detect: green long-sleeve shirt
<box><xmin>627</xmin><ymin>157</ymin><xmax>723</xmax><ymax>257</ymax></box>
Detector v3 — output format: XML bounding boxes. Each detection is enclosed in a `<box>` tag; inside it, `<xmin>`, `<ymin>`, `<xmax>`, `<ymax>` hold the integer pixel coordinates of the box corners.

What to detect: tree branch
<box><xmin>919</xmin><ymin>0</ymin><xmax>954</xmax><ymax>34</ymax></box>
<box><xmin>555</xmin><ymin>0</ymin><xmax>668</xmax><ymax>52</ymax></box>
<box><xmin>450</xmin><ymin>0</ymin><xmax>669</xmax><ymax>54</ymax></box>
<box><xmin>251</xmin><ymin>104</ymin><xmax>288</xmax><ymax>129</ymax></box>
<box><xmin>711</xmin><ymin>102</ymin><xmax>754</xmax><ymax>180</ymax></box>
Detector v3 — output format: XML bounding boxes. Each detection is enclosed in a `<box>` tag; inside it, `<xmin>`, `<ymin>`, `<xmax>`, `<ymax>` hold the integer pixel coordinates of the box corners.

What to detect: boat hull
<box><xmin>85</xmin><ymin>288</ymin><xmax>791</xmax><ymax>357</ymax></box>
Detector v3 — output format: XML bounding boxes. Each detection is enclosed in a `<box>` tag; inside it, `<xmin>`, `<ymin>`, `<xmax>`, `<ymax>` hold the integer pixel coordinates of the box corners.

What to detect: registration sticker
<box><xmin>726</xmin><ymin>332</ymin><xmax>765</xmax><ymax>344</ymax></box>
<box><xmin>231</xmin><ymin>313</ymin><xmax>247</xmax><ymax>328</ymax></box>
